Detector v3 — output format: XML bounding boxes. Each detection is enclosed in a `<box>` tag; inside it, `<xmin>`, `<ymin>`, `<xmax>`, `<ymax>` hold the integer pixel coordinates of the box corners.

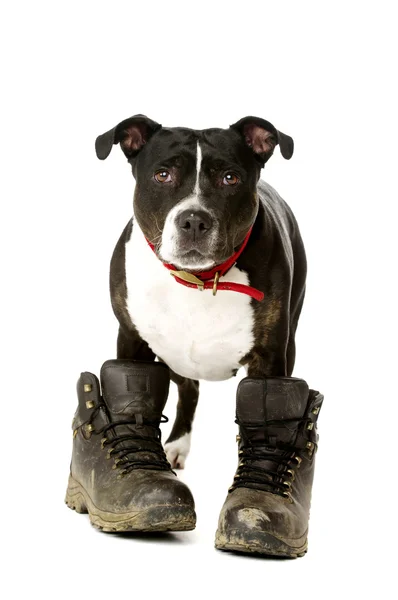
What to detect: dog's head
<box><xmin>96</xmin><ymin>115</ymin><xmax>293</xmax><ymax>271</ymax></box>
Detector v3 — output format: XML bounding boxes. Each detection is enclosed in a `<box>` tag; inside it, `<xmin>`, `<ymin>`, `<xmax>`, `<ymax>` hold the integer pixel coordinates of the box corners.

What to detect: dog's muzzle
<box><xmin>175</xmin><ymin>209</ymin><xmax>214</xmax><ymax>254</ymax></box>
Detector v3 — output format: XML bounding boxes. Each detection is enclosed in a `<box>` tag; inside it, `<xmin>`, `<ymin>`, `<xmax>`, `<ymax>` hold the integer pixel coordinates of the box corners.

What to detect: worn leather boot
<box><xmin>65</xmin><ymin>360</ymin><xmax>196</xmax><ymax>532</ymax></box>
<box><xmin>215</xmin><ymin>377</ymin><xmax>323</xmax><ymax>557</ymax></box>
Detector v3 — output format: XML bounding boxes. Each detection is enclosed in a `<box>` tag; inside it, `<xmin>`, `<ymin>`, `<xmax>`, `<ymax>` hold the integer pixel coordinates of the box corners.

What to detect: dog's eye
<box><xmin>223</xmin><ymin>173</ymin><xmax>239</xmax><ymax>186</ymax></box>
<box><xmin>154</xmin><ymin>170</ymin><xmax>172</xmax><ymax>183</ymax></box>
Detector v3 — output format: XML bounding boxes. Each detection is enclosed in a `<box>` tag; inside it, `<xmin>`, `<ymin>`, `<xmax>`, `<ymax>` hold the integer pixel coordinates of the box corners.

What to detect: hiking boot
<box><xmin>65</xmin><ymin>360</ymin><xmax>196</xmax><ymax>532</ymax></box>
<box><xmin>215</xmin><ymin>376</ymin><xmax>323</xmax><ymax>557</ymax></box>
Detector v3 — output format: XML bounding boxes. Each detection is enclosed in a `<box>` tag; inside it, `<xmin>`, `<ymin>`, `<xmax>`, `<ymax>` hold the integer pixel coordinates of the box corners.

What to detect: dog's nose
<box><xmin>177</xmin><ymin>210</ymin><xmax>213</xmax><ymax>238</ymax></box>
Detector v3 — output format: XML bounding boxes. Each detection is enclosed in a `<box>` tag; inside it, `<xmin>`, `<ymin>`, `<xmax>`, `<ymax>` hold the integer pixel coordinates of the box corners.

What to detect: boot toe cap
<box><xmin>121</xmin><ymin>470</ymin><xmax>196</xmax><ymax>531</ymax></box>
<box><xmin>129</xmin><ymin>470</ymin><xmax>195</xmax><ymax>509</ymax></box>
<box><xmin>215</xmin><ymin>488</ymin><xmax>307</xmax><ymax>557</ymax></box>
<box><xmin>88</xmin><ymin>470</ymin><xmax>196</xmax><ymax>532</ymax></box>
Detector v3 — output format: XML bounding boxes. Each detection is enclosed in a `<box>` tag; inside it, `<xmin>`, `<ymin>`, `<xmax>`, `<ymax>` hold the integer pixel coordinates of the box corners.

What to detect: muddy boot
<box><xmin>65</xmin><ymin>360</ymin><xmax>196</xmax><ymax>532</ymax></box>
<box><xmin>215</xmin><ymin>377</ymin><xmax>323</xmax><ymax>557</ymax></box>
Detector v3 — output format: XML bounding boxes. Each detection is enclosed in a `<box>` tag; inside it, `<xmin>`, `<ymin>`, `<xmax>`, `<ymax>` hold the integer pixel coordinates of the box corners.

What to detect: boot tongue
<box><xmin>100</xmin><ymin>360</ymin><xmax>170</xmax><ymax>423</ymax></box>
<box><xmin>236</xmin><ymin>377</ymin><xmax>309</xmax><ymax>445</ymax></box>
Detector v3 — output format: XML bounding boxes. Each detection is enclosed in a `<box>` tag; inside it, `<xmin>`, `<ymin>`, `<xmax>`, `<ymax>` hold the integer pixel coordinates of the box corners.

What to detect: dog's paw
<box><xmin>164</xmin><ymin>433</ymin><xmax>192</xmax><ymax>469</ymax></box>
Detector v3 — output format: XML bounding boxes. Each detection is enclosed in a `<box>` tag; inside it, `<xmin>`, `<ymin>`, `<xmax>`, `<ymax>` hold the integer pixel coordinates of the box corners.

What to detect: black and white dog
<box><xmin>95</xmin><ymin>115</ymin><xmax>306</xmax><ymax>469</ymax></box>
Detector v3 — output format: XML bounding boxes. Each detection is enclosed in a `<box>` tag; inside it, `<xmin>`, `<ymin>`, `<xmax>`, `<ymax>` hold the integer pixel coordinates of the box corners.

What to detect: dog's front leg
<box><xmin>245</xmin><ymin>302</ymin><xmax>291</xmax><ymax>377</ymax></box>
<box><xmin>164</xmin><ymin>370</ymin><xmax>199</xmax><ymax>470</ymax></box>
<box><xmin>246</xmin><ymin>345</ymin><xmax>288</xmax><ymax>378</ymax></box>
<box><xmin>117</xmin><ymin>326</ymin><xmax>156</xmax><ymax>361</ymax></box>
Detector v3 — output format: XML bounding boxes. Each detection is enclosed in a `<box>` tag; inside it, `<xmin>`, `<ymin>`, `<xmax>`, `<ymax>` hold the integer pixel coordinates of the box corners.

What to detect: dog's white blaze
<box><xmin>194</xmin><ymin>141</ymin><xmax>201</xmax><ymax>195</ymax></box>
<box><xmin>125</xmin><ymin>222</ymin><xmax>255</xmax><ymax>382</ymax></box>
<box><xmin>164</xmin><ymin>432</ymin><xmax>192</xmax><ymax>469</ymax></box>
<box><xmin>159</xmin><ymin>142</ymin><xmax>216</xmax><ymax>269</ymax></box>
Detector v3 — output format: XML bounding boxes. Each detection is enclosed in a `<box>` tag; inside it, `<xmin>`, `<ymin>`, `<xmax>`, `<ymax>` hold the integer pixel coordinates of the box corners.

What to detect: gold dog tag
<box><xmin>170</xmin><ymin>270</ymin><xmax>204</xmax><ymax>291</ymax></box>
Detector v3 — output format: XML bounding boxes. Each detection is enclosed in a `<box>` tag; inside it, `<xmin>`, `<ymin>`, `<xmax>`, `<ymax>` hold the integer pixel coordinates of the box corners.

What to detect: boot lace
<box><xmin>230</xmin><ymin>417</ymin><xmax>309</xmax><ymax>499</ymax></box>
<box><xmin>85</xmin><ymin>406</ymin><xmax>173</xmax><ymax>476</ymax></box>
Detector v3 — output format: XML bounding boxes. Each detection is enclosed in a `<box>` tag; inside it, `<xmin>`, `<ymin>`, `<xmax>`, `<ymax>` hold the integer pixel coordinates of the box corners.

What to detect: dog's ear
<box><xmin>95</xmin><ymin>114</ymin><xmax>162</xmax><ymax>160</ymax></box>
<box><xmin>230</xmin><ymin>116</ymin><xmax>293</xmax><ymax>165</ymax></box>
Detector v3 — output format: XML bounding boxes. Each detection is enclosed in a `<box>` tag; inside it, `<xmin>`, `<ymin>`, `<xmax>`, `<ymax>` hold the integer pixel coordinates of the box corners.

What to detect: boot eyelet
<box><xmin>86</xmin><ymin>400</ymin><xmax>95</xmax><ymax>409</ymax></box>
<box><xmin>85</xmin><ymin>424</ymin><xmax>94</xmax><ymax>436</ymax></box>
<box><xmin>307</xmin><ymin>422</ymin><xmax>314</xmax><ymax>431</ymax></box>
<box><xmin>112</xmin><ymin>459</ymin><xmax>121</xmax><ymax>470</ymax></box>
<box><xmin>101</xmin><ymin>438</ymin><xmax>108</xmax><ymax>450</ymax></box>
<box><xmin>282</xmin><ymin>480</ymin><xmax>292</xmax><ymax>490</ymax></box>
<box><xmin>83</xmin><ymin>384</ymin><xmax>92</xmax><ymax>393</ymax></box>
<box><xmin>236</xmin><ymin>435</ymin><xmax>241</xmax><ymax>443</ymax></box>
<box><xmin>238</xmin><ymin>450</ymin><xmax>244</xmax><ymax>456</ymax></box>
<box><xmin>292</xmin><ymin>455</ymin><xmax>302</xmax><ymax>467</ymax></box>
<box><xmin>282</xmin><ymin>491</ymin><xmax>294</xmax><ymax>503</ymax></box>
<box><xmin>286</xmin><ymin>469</ymin><xmax>295</xmax><ymax>480</ymax></box>
<box><xmin>106</xmin><ymin>448</ymin><xmax>114</xmax><ymax>459</ymax></box>
<box><xmin>306</xmin><ymin>441</ymin><xmax>315</xmax><ymax>457</ymax></box>
<box><xmin>117</xmin><ymin>471</ymin><xmax>126</xmax><ymax>480</ymax></box>
<box><xmin>312</xmin><ymin>406</ymin><xmax>320</xmax><ymax>415</ymax></box>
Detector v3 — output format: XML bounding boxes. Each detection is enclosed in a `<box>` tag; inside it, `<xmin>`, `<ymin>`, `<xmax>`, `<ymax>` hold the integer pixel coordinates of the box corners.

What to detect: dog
<box><xmin>95</xmin><ymin>114</ymin><xmax>306</xmax><ymax>469</ymax></box>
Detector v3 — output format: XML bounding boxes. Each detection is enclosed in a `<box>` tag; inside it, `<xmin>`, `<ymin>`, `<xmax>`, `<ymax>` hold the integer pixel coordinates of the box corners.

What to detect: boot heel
<box><xmin>65</xmin><ymin>475</ymin><xmax>88</xmax><ymax>514</ymax></box>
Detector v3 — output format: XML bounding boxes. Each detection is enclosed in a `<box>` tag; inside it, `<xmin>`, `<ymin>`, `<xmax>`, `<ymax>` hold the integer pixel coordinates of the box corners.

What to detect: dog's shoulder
<box><xmin>257</xmin><ymin>180</ymin><xmax>297</xmax><ymax>237</ymax></box>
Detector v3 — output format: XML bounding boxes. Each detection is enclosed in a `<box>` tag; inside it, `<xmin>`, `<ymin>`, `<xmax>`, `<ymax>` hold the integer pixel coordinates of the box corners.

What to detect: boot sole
<box><xmin>65</xmin><ymin>475</ymin><xmax>196</xmax><ymax>533</ymax></box>
<box><xmin>215</xmin><ymin>529</ymin><xmax>308</xmax><ymax>558</ymax></box>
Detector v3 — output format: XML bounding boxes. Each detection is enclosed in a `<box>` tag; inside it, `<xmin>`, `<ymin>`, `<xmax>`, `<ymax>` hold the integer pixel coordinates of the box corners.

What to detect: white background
<box><xmin>1</xmin><ymin>1</ymin><xmax>397</xmax><ymax>598</ymax></box>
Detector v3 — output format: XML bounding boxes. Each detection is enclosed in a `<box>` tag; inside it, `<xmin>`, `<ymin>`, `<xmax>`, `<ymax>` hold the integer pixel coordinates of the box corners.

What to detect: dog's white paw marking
<box><xmin>164</xmin><ymin>432</ymin><xmax>192</xmax><ymax>469</ymax></box>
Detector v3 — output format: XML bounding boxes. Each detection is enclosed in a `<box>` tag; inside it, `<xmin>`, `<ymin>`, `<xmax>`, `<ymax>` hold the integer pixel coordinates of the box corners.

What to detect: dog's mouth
<box><xmin>156</xmin><ymin>249</ymin><xmax>218</xmax><ymax>272</ymax></box>
<box><xmin>154</xmin><ymin>219</ymin><xmax>235</xmax><ymax>272</ymax></box>
<box><xmin>156</xmin><ymin>236</ymin><xmax>240</xmax><ymax>272</ymax></box>
<box><xmin>161</xmin><ymin>249</ymin><xmax>217</xmax><ymax>272</ymax></box>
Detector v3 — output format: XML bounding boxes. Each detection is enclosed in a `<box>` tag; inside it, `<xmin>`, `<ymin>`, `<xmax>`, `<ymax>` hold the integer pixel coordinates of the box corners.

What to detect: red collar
<box><xmin>146</xmin><ymin>227</ymin><xmax>264</xmax><ymax>302</ymax></box>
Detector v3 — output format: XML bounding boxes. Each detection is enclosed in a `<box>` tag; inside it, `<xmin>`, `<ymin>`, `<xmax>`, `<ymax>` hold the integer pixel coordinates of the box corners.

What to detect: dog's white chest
<box><xmin>125</xmin><ymin>223</ymin><xmax>255</xmax><ymax>381</ymax></box>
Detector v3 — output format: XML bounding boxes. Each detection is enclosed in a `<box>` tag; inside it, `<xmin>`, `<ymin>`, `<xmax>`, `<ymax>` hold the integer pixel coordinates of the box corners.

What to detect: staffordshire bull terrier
<box><xmin>95</xmin><ymin>114</ymin><xmax>306</xmax><ymax>469</ymax></box>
